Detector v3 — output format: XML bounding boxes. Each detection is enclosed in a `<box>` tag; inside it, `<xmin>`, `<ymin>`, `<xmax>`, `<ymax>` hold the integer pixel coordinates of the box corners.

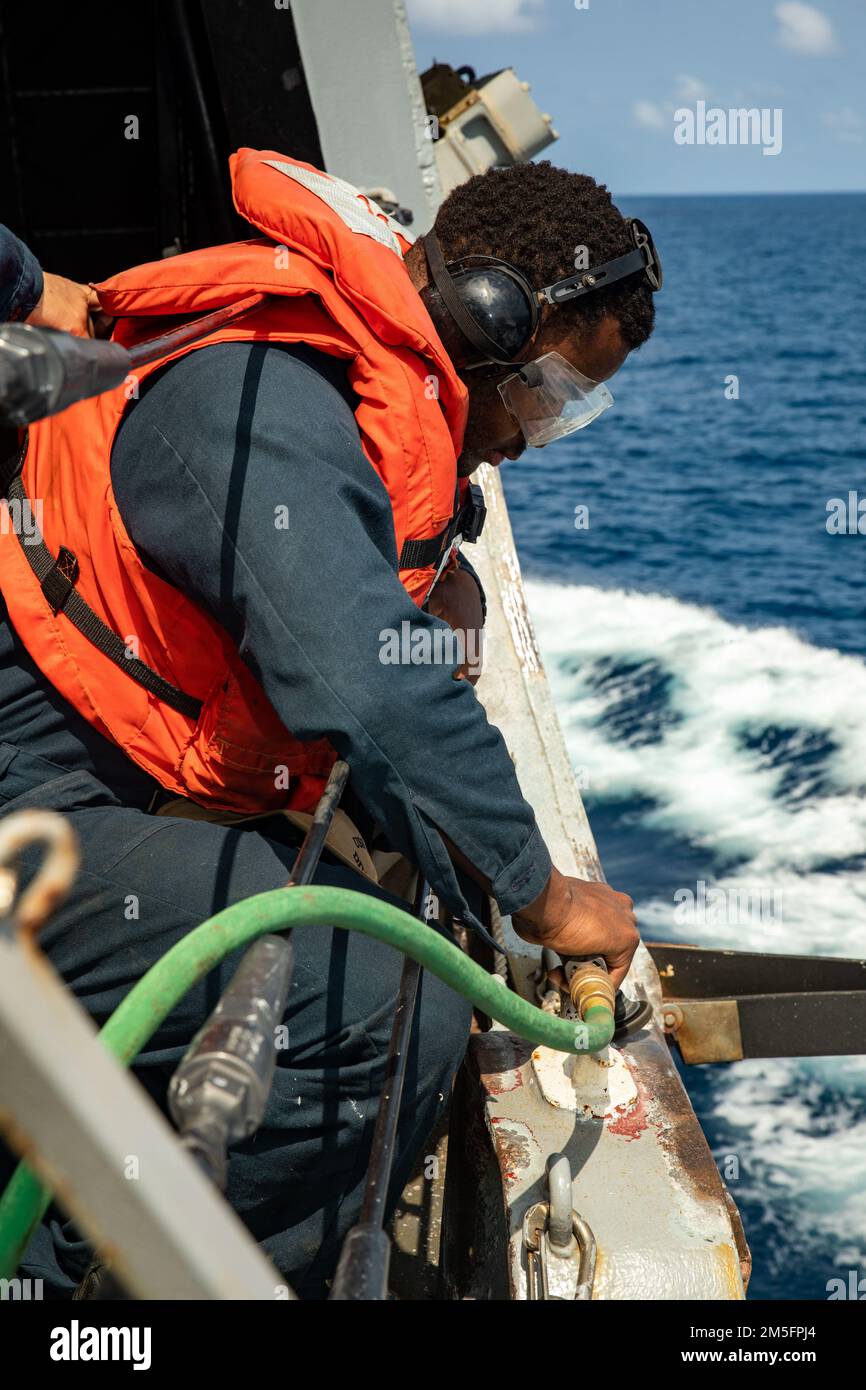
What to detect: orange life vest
<box><xmin>0</xmin><ymin>150</ymin><xmax>469</xmax><ymax>815</ymax></box>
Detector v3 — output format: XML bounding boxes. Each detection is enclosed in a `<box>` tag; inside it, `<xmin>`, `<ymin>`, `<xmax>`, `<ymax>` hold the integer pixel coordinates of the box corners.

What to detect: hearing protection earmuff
<box><xmin>419</xmin><ymin>217</ymin><xmax>663</xmax><ymax>371</ymax></box>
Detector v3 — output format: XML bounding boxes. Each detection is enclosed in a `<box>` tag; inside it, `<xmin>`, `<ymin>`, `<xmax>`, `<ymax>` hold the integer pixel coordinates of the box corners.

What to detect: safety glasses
<box><xmin>497</xmin><ymin>351</ymin><xmax>613</xmax><ymax>448</ymax></box>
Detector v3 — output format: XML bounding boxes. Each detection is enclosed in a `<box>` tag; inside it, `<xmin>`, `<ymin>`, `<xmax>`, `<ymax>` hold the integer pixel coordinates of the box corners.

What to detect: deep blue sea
<box><xmin>503</xmin><ymin>192</ymin><xmax>866</xmax><ymax>1301</ymax></box>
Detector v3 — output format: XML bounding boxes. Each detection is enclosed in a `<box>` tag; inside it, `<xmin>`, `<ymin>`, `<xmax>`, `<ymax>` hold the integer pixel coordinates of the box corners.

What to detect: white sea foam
<box><xmin>709</xmin><ymin>1056</ymin><xmax>866</xmax><ymax>1271</ymax></box>
<box><xmin>524</xmin><ymin>578</ymin><xmax>866</xmax><ymax>952</ymax></box>
<box><xmin>524</xmin><ymin>577</ymin><xmax>866</xmax><ymax>1280</ymax></box>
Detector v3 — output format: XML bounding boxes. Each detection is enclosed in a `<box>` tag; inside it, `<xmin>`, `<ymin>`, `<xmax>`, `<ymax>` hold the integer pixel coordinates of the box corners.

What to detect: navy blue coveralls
<box><xmin>0</xmin><ymin>228</ymin><xmax>551</xmax><ymax>1296</ymax></box>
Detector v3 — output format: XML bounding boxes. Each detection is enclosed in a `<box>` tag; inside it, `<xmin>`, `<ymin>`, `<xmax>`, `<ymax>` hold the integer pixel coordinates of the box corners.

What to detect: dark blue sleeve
<box><xmin>110</xmin><ymin>341</ymin><xmax>552</xmax><ymax>924</ymax></box>
<box><xmin>0</xmin><ymin>225</ymin><xmax>43</xmax><ymax>322</ymax></box>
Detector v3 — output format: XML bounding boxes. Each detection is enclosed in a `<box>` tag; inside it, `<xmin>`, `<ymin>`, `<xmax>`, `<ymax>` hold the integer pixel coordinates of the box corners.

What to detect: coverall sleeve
<box><xmin>0</xmin><ymin>224</ymin><xmax>44</xmax><ymax>322</ymax></box>
<box><xmin>110</xmin><ymin>341</ymin><xmax>552</xmax><ymax>928</ymax></box>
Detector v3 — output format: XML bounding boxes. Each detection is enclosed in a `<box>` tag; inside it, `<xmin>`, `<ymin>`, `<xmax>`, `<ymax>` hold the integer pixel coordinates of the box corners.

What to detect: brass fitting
<box><xmin>568</xmin><ymin>962</ymin><xmax>616</xmax><ymax>1019</ymax></box>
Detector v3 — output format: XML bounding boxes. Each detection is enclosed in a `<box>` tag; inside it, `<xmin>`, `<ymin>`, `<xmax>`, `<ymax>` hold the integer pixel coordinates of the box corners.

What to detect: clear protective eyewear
<box><xmin>496</xmin><ymin>351</ymin><xmax>613</xmax><ymax>448</ymax></box>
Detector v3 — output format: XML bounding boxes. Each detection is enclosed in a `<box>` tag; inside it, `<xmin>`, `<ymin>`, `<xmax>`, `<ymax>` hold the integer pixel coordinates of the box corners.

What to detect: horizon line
<box><xmin>616</xmin><ymin>187</ymin><xmax>866</xmax><ymax>199</ymax></box>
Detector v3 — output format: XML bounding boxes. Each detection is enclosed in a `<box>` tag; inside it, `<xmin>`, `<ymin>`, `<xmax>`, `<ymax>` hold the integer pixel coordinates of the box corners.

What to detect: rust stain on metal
<box><xmin>606</xmin><ymin>1056</ymin><xmax>651</xmax><ymax>1141</ymax></box>
<box><xmin>676</xmin><ymin>999</ymin><xmax>744</xmax><ymax>1065</ymax></box>
<box><xmin>607</xmin><ymin>1097</ymin><xmax>649</xmax><ymax>1141</ymax></box>
<box><xmin>591</xmin><ymin>1246</ymin><xmax>606</xmax><ymax>1300</ymax></box>
<box><xmin>0</xmin><ymin>1105</ymin><xmax>43</xmax><ymax>1170</ymax></box>
<box><xmin>486</xmin><ymin>1070</ymin><xmax>523</xmax><ymax>1096</ymax></box>
<box><xmin>484</xmin><ymin>1062</ymin><xmax>524</xmax><ymax>1096</ymax></box>
<box><xmin>476</xmin><ymin>1031</ymin><xmax>531</xmax><ymax>1095</ymax></box>
<box><xmin>489</xmin><ymin>1123</ymin><xmax>533</xmax><ymax>1189</ymax></box>
<box><xmin>715</xmin><ymin>1242</ymin><xmax>748</xmax><ymax>1300</ymax></box>
<box><xmin>723</xmin><ymin>1186</ymin><xmax>753</xmax><ymax>1292</ymax></box>
<box><xmin>635</xmin><ymin>1031</ymin><xmax>746</xmax><ymax>1222</ymax></box>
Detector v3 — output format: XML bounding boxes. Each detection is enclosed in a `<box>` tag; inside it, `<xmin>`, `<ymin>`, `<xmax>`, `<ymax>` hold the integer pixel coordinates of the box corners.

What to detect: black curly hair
<box><xmin>433</xmin><ymin>161</ymin><xmax>655</xmax><ymax>349</ymax></box>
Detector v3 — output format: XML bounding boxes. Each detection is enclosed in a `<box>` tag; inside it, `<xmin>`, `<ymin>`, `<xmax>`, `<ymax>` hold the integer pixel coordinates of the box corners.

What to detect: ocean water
<box><xmin>503</xmin><ymin>192</ymin><xmax>866</xmax><ymax>1301</ymax></box>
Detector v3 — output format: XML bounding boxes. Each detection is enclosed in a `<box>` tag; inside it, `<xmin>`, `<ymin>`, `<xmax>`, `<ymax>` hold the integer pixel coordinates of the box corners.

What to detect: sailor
<box><xmin>0</xmin><ymin>153</ymin><xmax>659</xmax><ymax>1296</ymax></box>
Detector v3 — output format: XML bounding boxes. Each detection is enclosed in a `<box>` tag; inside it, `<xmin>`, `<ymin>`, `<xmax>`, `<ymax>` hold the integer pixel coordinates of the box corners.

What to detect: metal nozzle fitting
<box><xmin>568</xmin><ymin>962</ymin><xmax>616</xmax><ymax>1019</ymax></box>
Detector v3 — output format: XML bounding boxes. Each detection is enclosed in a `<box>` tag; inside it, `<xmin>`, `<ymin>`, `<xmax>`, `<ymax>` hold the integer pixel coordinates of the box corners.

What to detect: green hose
<box><xmin>0</xmin><ymin>884</ymin><xmax>613</xmax><ymax>1278</ymax></box>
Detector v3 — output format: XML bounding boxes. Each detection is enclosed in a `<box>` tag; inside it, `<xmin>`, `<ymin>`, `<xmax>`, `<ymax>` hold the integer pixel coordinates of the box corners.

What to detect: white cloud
<box><xmin>634</xmin><ymin>79</ymin><xmax>709</xmax><ymax>132</ymax></box>
<box><xmin>674</xmin><ymin>74</ymin><xmax>710</xmax><ymax>102</ymax></box>
<box><xmin>633</xmin><ymin>100</ymin><xmax>666</xmax><ymax>129</ymax></box>
<box><xmin>775</xmin><ymin>2</ymin><xmax>836</xmax><ymax>56</ymax></box>
<box><xmin>406</xmin><ymin>0</ymin><xmax>543</xmax><ymax>35</ymax></box>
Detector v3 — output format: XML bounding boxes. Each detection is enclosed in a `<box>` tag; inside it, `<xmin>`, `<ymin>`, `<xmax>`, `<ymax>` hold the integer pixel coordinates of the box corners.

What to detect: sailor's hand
<box><xmin>427</xmin><ymin>566</ymin><xmax>484</xmax><ymax>685</ymax></box>
<box><xmin>512</xmin><ymin>866</ymin><xmax>639</xmax><ymax>990</ymax></box>
<box><xmin>27</xmin><ymin>273</ymin><xmax>102</xmax><ymax>338</ymax></box>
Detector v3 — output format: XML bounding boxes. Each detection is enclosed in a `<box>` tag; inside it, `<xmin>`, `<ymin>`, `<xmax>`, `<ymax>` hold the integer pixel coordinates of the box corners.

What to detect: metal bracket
<box><xmin>648</xmin><ymin>943</ymin><xmax>866</xmax><ymax>1062</ymax></box>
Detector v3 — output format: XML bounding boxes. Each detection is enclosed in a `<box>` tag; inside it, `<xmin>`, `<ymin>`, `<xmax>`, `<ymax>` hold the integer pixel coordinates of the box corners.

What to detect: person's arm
<box><xmin>427</xmin><ymin>559</ymin><xmax>485</xmax><ymax>684</ymax></box>
<box><xmin>0</xmin><ymin>224</ymin><xmax>43</xmax><ymax>322</ymax></box>
<box><xmin>111</xmin><ymin>342</ymin><xmax>638</xmax><ymax>977</ymax></box>
<box><xmin>0</xmin><ymin>224</ymin><xmax>100</xmax><ymax>333</ymax></box>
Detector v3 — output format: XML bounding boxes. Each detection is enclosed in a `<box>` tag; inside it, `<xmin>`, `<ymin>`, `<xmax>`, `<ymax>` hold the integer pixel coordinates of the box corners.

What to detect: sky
<box><xmin>405</xmin><ymin>0</ymin><xmax>866</xmax><ymax>195</ymax></box>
